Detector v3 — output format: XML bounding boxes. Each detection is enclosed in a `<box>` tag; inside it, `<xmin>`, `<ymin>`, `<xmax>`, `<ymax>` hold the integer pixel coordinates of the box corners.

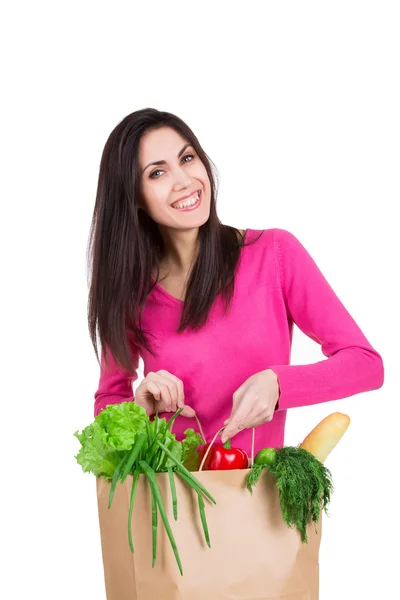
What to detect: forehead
<box><xmin>139</xmin><ymin>127</ymin><xmax>189</xmax><ymax>162</ymax></box>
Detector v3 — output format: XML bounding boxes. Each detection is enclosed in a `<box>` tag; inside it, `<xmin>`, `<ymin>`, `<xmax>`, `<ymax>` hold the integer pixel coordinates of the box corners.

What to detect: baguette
<box><xmin>299</xmin><ymin>412</ymin><xmax>350</xmax><ymax>462</ymax></box>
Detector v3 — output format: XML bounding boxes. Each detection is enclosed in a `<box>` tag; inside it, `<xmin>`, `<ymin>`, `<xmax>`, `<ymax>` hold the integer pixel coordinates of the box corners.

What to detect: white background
<box><xmin>2</xmin><ymin>1</ymin><xmax>399</xmax><ymax>599</ymax></box>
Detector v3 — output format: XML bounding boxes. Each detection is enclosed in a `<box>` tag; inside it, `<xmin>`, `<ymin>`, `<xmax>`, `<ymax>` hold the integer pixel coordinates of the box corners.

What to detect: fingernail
<box><xmin>178</xmin><ymin>400</ymin><xmax>184</xmax><ymax>408</ymax></box>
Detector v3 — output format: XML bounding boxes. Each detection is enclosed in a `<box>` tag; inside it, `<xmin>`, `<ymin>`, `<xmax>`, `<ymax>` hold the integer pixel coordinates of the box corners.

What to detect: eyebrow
<box><xmin>141</xmin><ymin>143</ymin><xmax>193</xmax><ymax>175</ymax></box>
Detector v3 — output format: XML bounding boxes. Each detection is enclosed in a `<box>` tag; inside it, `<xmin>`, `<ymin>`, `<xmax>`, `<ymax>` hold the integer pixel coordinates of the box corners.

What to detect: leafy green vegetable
<box><xmin>246</xmin><ymin>463</ymin><xmax>263</xmax><ymax>491</ymax></box>
<box><xmin>74</xmin><ymin>420</ymin><xmax>123</xmax><ymax>480</ymax></box>
<box><xmin>74</xmin><ymin>402</ymin><xmax>148</xmax><ymax>480</ymax></box>
<box><xmin>74</xmin><ymin>403</ymin><xmax>215</xmax><ymax>574</ymax></box>
<box><xmin>162</xmin><ymin>436</ymin><xmax>183</xmax><ymax>470</ymax></box>
<box><xmin>246</xmin><ymin>446</ymin><xmax>333</xmax><ymax>542</ymax></box>
<box><xmin>181</xmin><ymin>428</ymin><xmax>203</xmax><ymax>471</ymax></box>
<box><xmin>93</xmin><ymin>401</ymin><xmax>148</xmax><ymax>450</ymax></box>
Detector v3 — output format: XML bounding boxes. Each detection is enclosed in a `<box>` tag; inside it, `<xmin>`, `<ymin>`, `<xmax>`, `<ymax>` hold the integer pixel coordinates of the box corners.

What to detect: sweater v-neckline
<box><xmin>150</xmin><ymin>228</ymin><xmax>250</xmax><ymax>305</ymax></box>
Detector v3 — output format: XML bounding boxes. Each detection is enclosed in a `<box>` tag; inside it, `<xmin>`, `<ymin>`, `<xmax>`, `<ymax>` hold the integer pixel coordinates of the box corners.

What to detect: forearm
<box><xmin>270</xmin><ymin>345</ymin><xmax>384</xmax><ymax>411</ymax></box>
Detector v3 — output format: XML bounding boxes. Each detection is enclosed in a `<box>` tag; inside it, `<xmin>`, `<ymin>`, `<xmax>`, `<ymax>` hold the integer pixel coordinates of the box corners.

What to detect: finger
<box><xmin>156</xmin><ymin>381</ymin><xmax>175</xmax><ymax>412</ymax></box>
<box><xmin>145</xmin><ymin>379</ymin><xmax>174</xmax><ymax>412</ymax></box>
<box><xmin>223</xmin><ymin>393</ymin><xmax>243</xmax><ymax>426</ymax></box>
<box><xmin>180</xmin><ymin>405</ymin><xmax>196</xmax><ymax>418</ymax></box>
<box><xmin>225</xmin><ymin>404</ymin><xmax>273</xmax><ymax>432</ymax></box>
<box><xmin>242</xmin><ymin>405</ymin><xmax>271</xmax><ymax>429</ymax></box>
<box><xmin>147</xmin><ymin>372</ymin><xmax>177</xmax><ymax>412</ymax></box>
<box><xmin>224</xmin><ymin>411</ymin><xmax>261</xmax><ymax>427</ymax></box>
<box><xmin>221</xmin><ymin>419</ymin><xmax>246</xmax><ymax>444</ymax></box>
<box><xmin>145</xmin><ymin>381</ymin><xmax>162</xmax><ymax>402</ymax></box>
<box><xmin>153</xmin><ymin>372</ymin><xmax>180</xmax><ymax>411</ymax></box>
<box><xmin>221</xmin><ymin>399</ymin><xmax>253</xmax><ymax>443</ymax></box>
<box><xmin>157</xmin><ymin>370</ymin><xmax>185</xmax><ymax>408</ymax></box>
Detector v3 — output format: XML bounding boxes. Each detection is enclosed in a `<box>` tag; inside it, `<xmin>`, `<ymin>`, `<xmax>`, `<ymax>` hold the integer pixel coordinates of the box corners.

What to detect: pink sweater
<box><xmin>94</xmin><ymin>228</ymin><xmax>384</xmax><ymax>455</ymax></box>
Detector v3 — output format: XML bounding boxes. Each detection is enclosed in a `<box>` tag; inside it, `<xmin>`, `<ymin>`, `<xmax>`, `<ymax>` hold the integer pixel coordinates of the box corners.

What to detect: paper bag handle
<box><xmin>168</xmin><ymin>411</ymin><xmax>256</xmax><ymax>471</ymax></box>
<box><xmin>169</xmin><ymin>413</ymin><xmax>207</xmax><ymax>443</ymax></box>
<box><xmin>198</xmin><ymin>426</ymin><xmax>256</xmax><ymax>471</ymax></box>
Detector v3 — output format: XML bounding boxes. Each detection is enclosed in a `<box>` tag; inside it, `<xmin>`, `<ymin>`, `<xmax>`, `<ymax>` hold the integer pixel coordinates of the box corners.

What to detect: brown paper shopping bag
<box><xmin>96</xmin><ymin>465</ymin><xmax>322</xmax><ymax>600</ymax></box>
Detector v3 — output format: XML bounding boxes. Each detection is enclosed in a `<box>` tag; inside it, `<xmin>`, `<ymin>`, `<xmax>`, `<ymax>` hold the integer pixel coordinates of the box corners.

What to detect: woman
<box><xmin>88</xmin><ymin>108</ymin><xmax>384</xmax><ymax>455</ymax></box>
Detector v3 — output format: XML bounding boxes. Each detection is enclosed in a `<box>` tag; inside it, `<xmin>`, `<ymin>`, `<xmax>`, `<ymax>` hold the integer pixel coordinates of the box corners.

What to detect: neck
<box><xmin>158</xmin><ymin>226</ymin><xmax>201</xmax><ymax>274</ymax></box>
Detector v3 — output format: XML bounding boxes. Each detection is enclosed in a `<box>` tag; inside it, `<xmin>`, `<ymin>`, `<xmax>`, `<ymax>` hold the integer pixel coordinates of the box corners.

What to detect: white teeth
<box><xmin>172</xmin><ymin>191</ymin><xmax>200</xmax><ymax>209</ymax></box>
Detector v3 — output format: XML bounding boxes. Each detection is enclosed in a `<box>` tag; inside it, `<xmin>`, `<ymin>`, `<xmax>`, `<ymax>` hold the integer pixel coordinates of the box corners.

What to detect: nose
<box><xmin>172</xmin><ymin>165</ymin><xmax>193</xmax><ymax>189</ymax></box>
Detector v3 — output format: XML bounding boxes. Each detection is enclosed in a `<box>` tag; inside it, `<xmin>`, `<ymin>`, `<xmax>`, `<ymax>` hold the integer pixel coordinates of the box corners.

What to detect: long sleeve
<box><xmin>94</xmin><ymin>342</ymin><xmax>140</xmax><ymax>417</ymax></box>
<box><xmin>270</xmin><ymin>228</ymin><xmax>384</xmax><ymax>411</ymax></box>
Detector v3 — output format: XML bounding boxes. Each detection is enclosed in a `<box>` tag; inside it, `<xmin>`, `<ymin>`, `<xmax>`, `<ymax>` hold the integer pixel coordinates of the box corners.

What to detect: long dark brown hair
<box><xmin>87</xmin><ymin>108</ymin><xmax>263</xmax><ymax>374</ymax></box>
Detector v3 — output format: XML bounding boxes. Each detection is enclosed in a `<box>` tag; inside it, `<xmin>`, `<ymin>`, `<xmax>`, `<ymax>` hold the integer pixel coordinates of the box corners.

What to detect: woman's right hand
<box><xmin>135</xmin><ymin>370</ymin><xmax>195</xmax><ymax>418</ymax></box>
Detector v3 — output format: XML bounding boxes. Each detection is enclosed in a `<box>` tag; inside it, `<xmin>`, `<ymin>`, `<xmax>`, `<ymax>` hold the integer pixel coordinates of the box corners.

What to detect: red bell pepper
<box><xmin>198</xmin><ymin>439</ymin><xmax>249</xmax><ymax>470</ymax></box>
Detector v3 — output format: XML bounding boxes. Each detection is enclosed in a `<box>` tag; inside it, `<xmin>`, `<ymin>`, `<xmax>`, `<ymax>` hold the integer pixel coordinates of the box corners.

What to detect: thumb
<box><xmin>180</xmin><ymin>404</ymin><xmax>196</xmax><ymax>418</ymax></box>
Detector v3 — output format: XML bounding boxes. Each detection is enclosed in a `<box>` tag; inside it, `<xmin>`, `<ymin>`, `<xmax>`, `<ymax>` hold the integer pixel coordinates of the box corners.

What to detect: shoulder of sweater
<box><xmin>249</xmin><ymin>227</ymin><xmax>297</xmax><ymax>248</ymax></box>
<box><xmin>256</xmin><ymin>228</ymin><xmax>304</xmax><ymax>287</ymax></box>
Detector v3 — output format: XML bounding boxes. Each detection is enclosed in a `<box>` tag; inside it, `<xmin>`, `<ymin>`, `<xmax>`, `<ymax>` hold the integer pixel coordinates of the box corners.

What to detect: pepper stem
<box><xmin>223</xmin><ymin>438</ymin><xmax>231</xmax><ymax>449</ymax></box>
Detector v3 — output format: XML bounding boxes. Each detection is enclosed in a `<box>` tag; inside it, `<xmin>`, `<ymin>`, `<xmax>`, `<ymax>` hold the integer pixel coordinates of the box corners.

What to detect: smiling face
<box><xmin>138</xmin><ymin>126</ymin><xmax>211</xmax><ymax>232</ymax></box>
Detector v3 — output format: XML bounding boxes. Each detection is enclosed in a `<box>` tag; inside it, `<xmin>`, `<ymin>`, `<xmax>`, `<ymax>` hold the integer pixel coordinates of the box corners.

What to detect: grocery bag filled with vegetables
<box><xmin>74</xmin><ymin>403</ymin><xmax>350</xmax><ymax>600</ymax></box>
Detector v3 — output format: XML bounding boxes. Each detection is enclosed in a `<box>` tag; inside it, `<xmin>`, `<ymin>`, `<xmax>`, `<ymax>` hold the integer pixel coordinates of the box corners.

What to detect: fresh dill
<box><xmin>247</xmin><ymin>446</ymin><xmax>333</xmax><ymax>542</ymax></box>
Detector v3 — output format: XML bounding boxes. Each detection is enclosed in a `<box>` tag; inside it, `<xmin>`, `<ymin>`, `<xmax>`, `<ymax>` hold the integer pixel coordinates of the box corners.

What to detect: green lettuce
<box><xmin>74</xmin><ymin>402</ymin><xmax>204</xmax><ymax>479</ymax></box>
<box><xmin>93</xmin><ymin>401</ymin><xmax>148</xmax><ymax>450</ymax></box>
<box><xmin>74</xmin><ymin>420</ymin><xmax>122</xmax><ymax>480</ymax></box>
<box><xmin>181</xmin><ymin>428</ymin><xmax>203</xmax><ymax>471</ymax></box>
<box><xmin>74</xmin><ymin>401</ymin><xmax>148</xmax><ymax>480</ymax></box>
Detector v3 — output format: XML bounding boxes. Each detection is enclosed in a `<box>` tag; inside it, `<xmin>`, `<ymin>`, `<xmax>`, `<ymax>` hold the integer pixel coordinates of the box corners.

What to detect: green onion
<box><xmin>139</xmin><ymin>460</ymin><xmax>183</xmax><ymax>576</ymax></box>
<box><xmin>147</xmin><ymin>435</ymin><xmax>162</xmax><ymax>468</ymax></box>
<box><xmin>128</xmin><ymin>469</ymin><xmax>140</xmax><ymax>553</ymax></box>
<box><xmin>197</xmin><ymin>491</ymin><xmax>211</xmax><ymax>548</ymax></box>
<box><xmin>156</xmin><ymin>440</ymin><xmax>216</xmax><ymax>505</ymax></box>
<box><xmin>147</xmin><ymin>409</ymin><xmax>182</xmax><ymax>465</ymax></box>
<box><xmin>147</xmin><ymin>419</ymin><xmax>168</xmax><ymax>467</ymax></box>
<box><xmin>120</xmin><ymin>433</ymin><xmax>147</xmax><ymax>483</ymax></box>
<box><xmin>151</xmin><ymin>489</ymin><xmax>158</xmax><ymax>567</ymax></box>
<box><xmin>146</xmin><ymin>420</ymin><xmax>152</xmax><ymax>445</ymax></box>
<box><xmin>108</xmin><ymin>453</ymin><xmax>129</xmax><ymax>509</ymax></box>
<box><xmin>165</xmin><ymin>407</ymin><xmax>184</xmax><ymax>431</ymax></box>
<box><xmin>154</xmin><ymin>412</ymin><xmax>159</xmax><ymax>437</ymax></box>
<box><xmin>168</xmin><ymin>467</ymin><xmax>178</xmax><ymax>521</ymax></box>
<box><xmin>176</xmin><ymin>471</ymin><xmax>211</xmax><ymax>548</ymax></box>
<box><xmin>149</xmin><ymin>408</ymin><xmax>184</xmax><ymax>470</ymax></box>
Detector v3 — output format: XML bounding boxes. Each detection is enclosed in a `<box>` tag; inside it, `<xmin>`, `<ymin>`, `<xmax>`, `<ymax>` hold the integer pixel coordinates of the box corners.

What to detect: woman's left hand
<box><xmin>221</xmin><ymin>369</ymin><xmax>280</xmax><ymax>444</ymax></box>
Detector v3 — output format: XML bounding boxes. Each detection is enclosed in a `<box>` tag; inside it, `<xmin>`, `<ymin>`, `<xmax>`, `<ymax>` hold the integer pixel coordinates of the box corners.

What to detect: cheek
<box><xmin>201</xmin><ymin>174</ymin><xmax>211</xmax><ymax>200</ymax></box>
<box><xmin>196</xmin><ymin>164</ymin><xmax>210</xmax><ymax>187</ymax></box>
<box><xmin>141</xmin><ymin>185</ymin><xmax>167</xmax><ymax>211</ymax></box>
